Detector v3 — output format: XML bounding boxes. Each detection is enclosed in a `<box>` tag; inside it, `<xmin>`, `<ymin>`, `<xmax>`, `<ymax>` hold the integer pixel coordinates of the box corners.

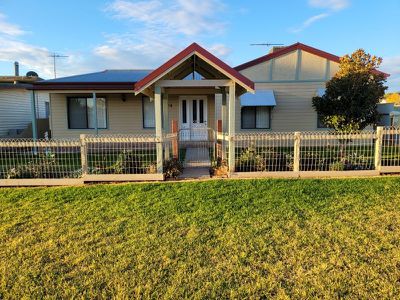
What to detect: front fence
<box><xmin>0</xmin><ymin>127</ymin><xmax>399</xmax><ymax>185</ymax></box>
<box><xmin>230</xmin><ymin>127</ymin><xmax>400</xmax><ymax>178</ymax></box>
<box><xmin>0</xmin><ymin>134</ymin><xmax>171</xmax><ymax>185</ymax></box>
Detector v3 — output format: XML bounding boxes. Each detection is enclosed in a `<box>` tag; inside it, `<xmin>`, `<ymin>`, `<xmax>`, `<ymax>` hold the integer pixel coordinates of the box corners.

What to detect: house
<box><xmin>32</xmin><ymin>42</ymin><xmax>389</xmax><ymax>140</ymax></box>
<box><xmin>0</xmin><ymin>63</ymin><xmax>50</xmax><ymax>138</ymax></box>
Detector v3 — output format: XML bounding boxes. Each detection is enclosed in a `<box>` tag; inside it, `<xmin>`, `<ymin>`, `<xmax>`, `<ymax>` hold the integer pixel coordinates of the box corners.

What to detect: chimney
<box><xmin>269</xmin><ymin>46</ymin><xmax>286</xmax><ymax>54</ymax></box>
<box><xmin>14</xmin><ymin>61</ymin><xmax>19</xmax><ymax>76</ymax></box>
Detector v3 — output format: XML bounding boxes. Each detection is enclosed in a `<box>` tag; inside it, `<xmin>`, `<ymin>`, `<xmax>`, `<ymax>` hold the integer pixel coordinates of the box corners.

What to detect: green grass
<box><xmin>1</xmin><ymin>178</ymin><xmax>400</xmax><ymax>298</ymax></box>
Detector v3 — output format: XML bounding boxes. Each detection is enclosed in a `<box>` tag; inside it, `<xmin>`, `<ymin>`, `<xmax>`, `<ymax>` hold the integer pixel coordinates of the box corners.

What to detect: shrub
<box><xmin>300</xmin><ymin>152</ymin><xmax>328</xmax><ymax>171</ymax></box>
<box><xmin>6</xmin><ymin>153</ymin><xmax>81</xmax><ymax>179</ymax></box>
<box><xmin>329</xmin><ymin>161</ymin><xmax>345</xmax><ymax>171</ymax></box>
<box><xmin>236</xmin><ymin>147</ymin><xmax>266</xmax><ymax>172</ymax></box>
<box><xmin>211</xmin><ymin>157</ymin><xmax>228</xmax><ymax>177</ymax></box>
<box><xmin>343</xmin><ymin>152</ymin><xmax>371</xmax><ymax>170</ymax></box>
<box><xmin>164</xmin><ymin>158</ymin><xmax>183</xmax><ymax>179</ymax></box>
<box><xmin>111</xmin><ymin>151</ymin><xmax>144</xmax><ymax>174</ymax></box>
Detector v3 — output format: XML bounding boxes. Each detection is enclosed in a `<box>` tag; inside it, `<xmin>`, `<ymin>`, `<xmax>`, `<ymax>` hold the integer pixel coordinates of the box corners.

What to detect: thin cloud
<box><xmin>0</xmin><ymin>2</ymin><xmax>233</xmax><ymax>79</ymax></box>
<box><xmin>290</xmin><ymin>0</ymin><xmax>350</xmax><ymax>33</ymax></box>
<box><xmin>308</xmin><ymin>0</ymin><xmax>349</xmax><ymax>11</ymax></box>
<box><xmin>106</xmin><ymin>0</ymin><xmax>226</xmax><ymax>36</ymax></box>
<box><xmin>290</xmin><ymin>13</ymin><xmax>329</xmax><ymax>33</ymax></box>
<box><xmin>0</xmin><ymin>13</ymin><xmax>25</xmax><ymax>36</ymax></box>
<box><xmin>94</xmin><ymin>0</ymin><xmax>231</xmax><ymax>69</ymax></box>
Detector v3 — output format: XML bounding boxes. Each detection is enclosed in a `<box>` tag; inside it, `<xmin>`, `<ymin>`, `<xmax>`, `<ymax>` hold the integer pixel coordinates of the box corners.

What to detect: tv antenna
<box><xmin>49</xmin><ymin>52</ymin><xmax>69</xmax><ymax>78</ymax></box>
<box><xmin>250</xmin><ymin>43</ymin><xmax>284</xmax><ymax>46</ymax></box>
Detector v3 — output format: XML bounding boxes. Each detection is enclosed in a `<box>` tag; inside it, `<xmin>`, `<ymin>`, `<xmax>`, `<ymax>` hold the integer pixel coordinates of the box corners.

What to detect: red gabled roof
<box><xmin>234</xmin><ymin>42</ymin><xmax>389</xmax><ymax>77</ymax></box>
<box><xmin>134</xmin><ymin>43</ymin><xmax>254</xmax><ymax>93</ymax></box>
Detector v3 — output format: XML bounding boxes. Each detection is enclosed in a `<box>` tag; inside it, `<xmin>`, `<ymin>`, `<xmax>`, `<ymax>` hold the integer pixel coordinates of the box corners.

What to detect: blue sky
<box><xmin>0</xmin><ymin>0</ymin><xmax>399</xmax><ymax>91</ymax></box>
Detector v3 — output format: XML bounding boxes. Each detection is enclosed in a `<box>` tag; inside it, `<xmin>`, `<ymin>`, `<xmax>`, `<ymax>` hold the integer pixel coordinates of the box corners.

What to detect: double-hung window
<box><xmin>142</xmin><ymin>96</ymin><xmax>156</xmax><ymax>128</ymax></box>
<box><xmin>68</xmin><ymin>97</ymin><xmax>107</xmax><ymax>129</ymax></box>
<box><xmin>241</xmin><ymin>106</ymin><xmax>271</xmax><ymax>129</ymax></box>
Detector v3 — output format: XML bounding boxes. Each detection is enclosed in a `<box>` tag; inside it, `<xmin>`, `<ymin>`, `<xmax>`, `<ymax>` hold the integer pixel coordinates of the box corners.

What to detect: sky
<box><xmin>0</xmin><ymin>0</ymin><xmax>399</xmax><ymax>91</ymax></box>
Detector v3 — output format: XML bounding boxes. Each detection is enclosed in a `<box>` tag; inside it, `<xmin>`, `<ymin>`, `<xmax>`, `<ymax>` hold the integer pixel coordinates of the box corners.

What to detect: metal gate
<box><xmin>179</xmin><ymin>128</ymin><xmax>216</xmax><ymax>167</ymax></box>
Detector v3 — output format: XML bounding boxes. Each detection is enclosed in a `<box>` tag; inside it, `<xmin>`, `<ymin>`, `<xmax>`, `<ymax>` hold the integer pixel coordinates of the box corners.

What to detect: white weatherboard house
<box><xmin>32</xmin><ymin>42</ymin><xmax>389</xmax><ymax>139</ymax></box>
<box><xmin>0</xmin><ymin>66</ymin><xmax>49</xmax><ymax>138</ymax></box>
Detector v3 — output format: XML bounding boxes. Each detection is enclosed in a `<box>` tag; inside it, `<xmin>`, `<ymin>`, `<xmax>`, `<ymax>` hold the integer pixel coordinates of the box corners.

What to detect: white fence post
<box><xmin>80</xmin><ymin>134</ymin><xmax>88</xmax><ymax>177</ymax></box>
<box><xmin>293</xmin><ymin>132</ymin><xmax>301</xmax><ymax>172</ymax></box>
<box><xmin>374</xmin><ymin>126</ymin><xmax>383</xmax><ymax>172</ymax></box>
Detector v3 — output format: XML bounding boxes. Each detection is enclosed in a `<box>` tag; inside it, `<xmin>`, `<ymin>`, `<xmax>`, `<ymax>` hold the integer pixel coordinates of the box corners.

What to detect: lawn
<box><xmin>1</xmin><ymin>178</ymin><xmax>400</xmax><ymax>298</ymax></box>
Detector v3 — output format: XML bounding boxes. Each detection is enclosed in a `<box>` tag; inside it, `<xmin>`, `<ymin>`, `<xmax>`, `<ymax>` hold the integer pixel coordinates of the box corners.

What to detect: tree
<box><xmin>385</xmin><ymin>93</ymin><xmax>400</xmax><ymax>104</ymax></box>
<box><xmin>312</xmin><ymin>49</ymin><xmax>387</xmax><ymax>132</ymax></box>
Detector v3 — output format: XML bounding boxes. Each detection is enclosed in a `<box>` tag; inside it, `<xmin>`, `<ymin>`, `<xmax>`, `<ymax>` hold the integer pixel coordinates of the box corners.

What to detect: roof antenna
<box><xmin>49</xmin><ymin>52</ymin><xmax>69</xmax><ymax>78</ymax></box>
<box><xmin>250</xmin><ymin>43</ymin><xmax>284</xmax><ymax>46</ymax></box>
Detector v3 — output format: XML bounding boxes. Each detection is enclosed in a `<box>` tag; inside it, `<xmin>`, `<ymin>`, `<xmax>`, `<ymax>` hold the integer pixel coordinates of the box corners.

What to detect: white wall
<box><xmin>0</xmin><ymin>89</ymin><xmax>49</xmax><ymax>137</ymax></box>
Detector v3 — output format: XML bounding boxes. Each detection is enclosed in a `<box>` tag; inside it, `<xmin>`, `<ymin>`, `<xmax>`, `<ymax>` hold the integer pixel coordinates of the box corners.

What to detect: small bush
<box><xmin>164</xmin><ymin>158</ymin><xmax>183</xmax><ymax>179</ymax></box>
<box><xmin>329</xmin><ymin>161</ymin><xmax>345</xmax><ymax>171</ymax></box>
<box><xmin>92</xmin><ymin>151</ymin><xmax>156</xmax><ymax>175</ymax></box>
<box><xmin>211</xmin><ymin>157</ymin><xmax>228</xmax><ymax>177</ymax></box>
<box><xmin>236</xmin><ymin>147</ymin><xmax>266</xmax><ymax>172</ymax></box>
<box><xmin>7</xmin><ymin>153</ymin><xmax>57</xmax><ymax>179</ymax></box>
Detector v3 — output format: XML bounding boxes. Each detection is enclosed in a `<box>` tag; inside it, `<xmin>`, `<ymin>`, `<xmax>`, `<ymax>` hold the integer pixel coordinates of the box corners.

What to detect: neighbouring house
<box><xmin>0</xmin><ymin>62</ymin><xmax>50</xmax><ymax>138</ymax></box>
<box><xmin>32</xmin><ymin>42</ymin><xmax>389</xmax><ymax>139</ymax></box>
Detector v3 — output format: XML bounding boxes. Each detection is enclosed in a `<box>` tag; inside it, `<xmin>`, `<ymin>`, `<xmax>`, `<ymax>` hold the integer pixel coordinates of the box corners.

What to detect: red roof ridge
<box><xmin>234</xmin><ymin>42</ymin><xmax>389</xmax><ymax>77</ymax></box>
<box><xmin>134</xmin><ymin>43</ymin><xmax>254</xmax><ymax>93</ymax></box>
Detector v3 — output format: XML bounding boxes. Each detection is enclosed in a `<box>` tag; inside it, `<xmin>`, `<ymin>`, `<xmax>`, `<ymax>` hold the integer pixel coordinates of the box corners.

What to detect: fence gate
<box><xmin>179</xmin><ymin>128</ymin><xmax>216</xmax><ymax>168</ymax></box>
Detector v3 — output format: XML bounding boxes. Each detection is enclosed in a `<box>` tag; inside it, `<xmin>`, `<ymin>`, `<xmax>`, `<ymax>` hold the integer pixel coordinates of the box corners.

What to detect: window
<box><xmin>45</xmin><ymin>102</ymin><xmax>50</xmax><ymax>118</ymax></box>
<box><xmin>182</xmin><ymin>100</ymin><xmax>187</xmax><ymax>124</ymax></box>
<box><xmin>142</xmin><ymin>96</ymin><xmax>155</xmax><ymax>128</ymax></box>
<box><xmin>317</xmin><ymin>114</ymin><xmax>329</xmax><ymax>129</ymax></box>
<box><xmin>241</xmin><ymin>106</ymin><xmax>271</xmax><ymax>129</ymax></box>
<box><xmin>67</xmin><ymin>97</ymin><xmax>107</xmax><ymax>129</ymax></box>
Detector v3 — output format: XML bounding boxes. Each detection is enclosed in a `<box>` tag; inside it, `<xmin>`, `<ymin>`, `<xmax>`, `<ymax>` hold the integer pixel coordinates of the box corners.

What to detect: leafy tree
<box><xmin>385</xmin><ymin>93</ymin><xmax>400</xmax><ymax>104</ymax></box>
<box><xmin>313</xmin><ymin>49</ymin><xmax>387</xmax><ymax>132</ymax></box>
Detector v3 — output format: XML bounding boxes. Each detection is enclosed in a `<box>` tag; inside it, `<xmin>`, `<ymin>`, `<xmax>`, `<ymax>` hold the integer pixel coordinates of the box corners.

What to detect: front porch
<box><xmin>134</xmin><ymin>43</ymin><xmax>255</xmax><ymax>173</ymax></box>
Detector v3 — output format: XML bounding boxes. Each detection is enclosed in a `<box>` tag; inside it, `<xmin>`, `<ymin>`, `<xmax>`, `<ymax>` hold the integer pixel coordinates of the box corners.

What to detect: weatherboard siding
<box><xmin>235</xmin><ymin>82</ymin><xmax>326</xmax><ymax>132</ymax></box>
<box><xmin>50</xmin><ymin>93</ymin><xmax>216</xmax><ymax>138</ymax></box>
<box><xmin>50</xmin><ymin>93</ymin><xmax>154</xmax><ymax>138</ymax></box>
<box><xmin>235</xmin><ymin>49</ymin><xmax>340</xmax><ymax>132</ymax></box>
<box><xmin>0</xmin><ymin>89</ymin><xmax>49</xmax><ymax>137</ymax></box>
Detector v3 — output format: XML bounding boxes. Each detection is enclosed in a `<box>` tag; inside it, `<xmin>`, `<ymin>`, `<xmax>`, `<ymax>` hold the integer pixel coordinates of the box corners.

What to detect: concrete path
<box><xmin>178</xmin><ymin>167</ymin><xmax>210</xmax><ymax>179</ymax></box>
<box><xmin>184</xmin><ymin>147</ymin><xmax>211</xmax><ymax>167</ymax></box>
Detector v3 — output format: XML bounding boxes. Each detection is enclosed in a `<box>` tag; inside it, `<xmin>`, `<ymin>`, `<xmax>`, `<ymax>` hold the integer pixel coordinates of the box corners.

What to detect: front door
<box><xmin>179</xmin><ymin>96</ymin><xmax>208</xmax><ymax>141</ymax></box>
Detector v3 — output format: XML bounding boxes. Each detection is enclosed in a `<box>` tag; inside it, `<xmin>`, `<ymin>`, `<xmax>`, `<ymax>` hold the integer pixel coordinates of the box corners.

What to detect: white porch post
<box><xmin>163</xmin><ymin>92</ymin><xmax>170</xmax><ymax>160</ymax></box>
<box><xmin>93</xmin><ymin>92</ymin><xmax>98</xmax><ymax>135</ymax></box>
<box><xmin>30</xmin><ymin>90</ymin><xmax>38</xmax><ymax>141</ymax></box>
<box><xmin>221</xmin><ymin>88</ymin><xmax>227</xmax><ymax>132</ymax></box>
<box><xmin>154</xmin><ymin>86</ymin><xmax>164</xmax><ymax>173</ymax></box>
<box><xmin>228</xmin><ymin>81</ymin><xmax>235</xmax><ymax>173</ymax></box>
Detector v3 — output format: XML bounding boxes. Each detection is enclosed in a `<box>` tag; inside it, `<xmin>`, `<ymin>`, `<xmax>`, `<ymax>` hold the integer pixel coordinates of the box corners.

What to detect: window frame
<box><xmin>67</xmin><ymin>96</ymin><xmax>108</xmax><ymax>130</ymax></box>
<box><xmin>142</xmin><ymin>95</ymin><xmax>156</xmax><ymax>129</ymax></box>
<box><xmin>241</xmin><ymin>106</ymin><xmax>271</xmax><ymax>129</ymax></box>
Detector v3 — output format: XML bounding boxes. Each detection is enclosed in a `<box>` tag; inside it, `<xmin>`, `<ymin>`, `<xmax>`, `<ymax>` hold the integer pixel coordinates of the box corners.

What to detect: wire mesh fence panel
<box><xmin>0</xmin><ymin>139</ymin><xmax>81</xmax><ymax>179</ymax></box>
<box><xmin>233</xmin><ymin>133</ymin><xmax>295</xmax><ymax>172</ymax></box>
<box><xmin>85</xmin><ymin>135</ymin><xmax>158</xmax><ymax>175</ymax></box>
<box><xmin>300</xmin><ymin>131</ymin><xmax>376</xmax><ymax>171</ymax></box>
<box><xmin>382</xmin><ymin>127</ymin><xmax>400</xmax><ymax>167</ymax></box>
